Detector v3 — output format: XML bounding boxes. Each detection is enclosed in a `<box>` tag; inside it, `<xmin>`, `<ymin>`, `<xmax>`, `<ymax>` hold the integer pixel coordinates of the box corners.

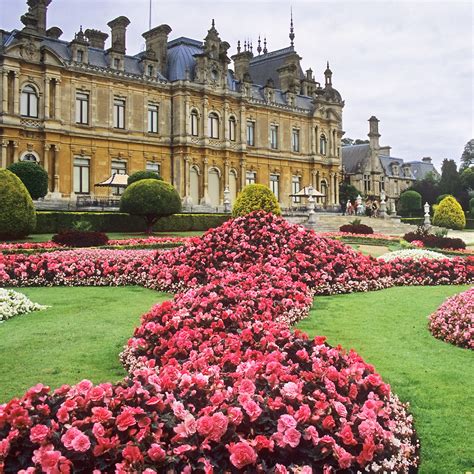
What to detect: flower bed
<box><xmin>428</xmin><ymin>287</ymin><xmax>474</xmax><ymax>350</ymax></box>
<box><xmin>0</xmin><ymin>288</ymin><xmax>47</xmax><ymax>322</ymax></box>
<box><xmin>2</xmin><ymin>211</ymin><xmax>473</xmax><ymax>472</ymax></box>
<box><xmin>378</xmin><ymin>249</ymin><xmax>450</xmax><ymax>262</ymax></box>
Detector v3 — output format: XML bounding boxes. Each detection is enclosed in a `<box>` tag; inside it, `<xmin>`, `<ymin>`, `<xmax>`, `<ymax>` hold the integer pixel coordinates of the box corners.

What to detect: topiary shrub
<box><xmin>0</xmin><ymin>169</ymin><xmax>36</xmax><ymax>239</ymax></box>
<box><xmin>232</xmin><ymin>184</ymin><xmax>281</xmax><ymax>217</ymax></box>
<box><xmin>127</xmin><ymin>170</ymin><xmax>162</xmax><ymax>186</ymax></box>
<box><xmin>7</xmin><ymin>161</ymin><xmax>48</xmax><ymax>200</ymax></box>
<box><xmin>399</xmin><ymin>190</ymin><xmax>422</xmax><ymax>217</ymax></box>
<box><xmin>339</xmin><ymin>223</ymin><xmax>374</xmax><ymax>234</ymax></box>
<box><xmin>120</xmin><ymin>179</ymin><xmax>182</xmax><ymax>234</ymax></box>
<box><xmin>52</xmin><ymin>230</ymin><xmax>109</xmax><ymax>247</ymax></box>
<box><xmin>469</xmin><ymin>197</ymin><xmax>474</xmax><ymax>215</ymax></box>
<box><xmin>432</xmin><ymin>195</ymin><xmax>466</xmax><ymax>230</ymax></box>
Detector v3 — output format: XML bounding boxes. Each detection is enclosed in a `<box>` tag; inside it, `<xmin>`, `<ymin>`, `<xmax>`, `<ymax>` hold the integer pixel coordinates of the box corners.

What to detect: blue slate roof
<box><xmin>406</xmin><ymin>161</ymin><xmax>440</xmax><ymax>180</ymax></box>
<box><xmin>379</xmin><ymin>155</ymin><xmax>414</xmax><ymax>179</ymax></box>
<box><xmin>166</xmin><ymin>37</ymin><xmax>202</xmax><ymax>81</ymax></box>
<box><xmin>341</xmin><ymin>144</ymin><xmax>370</xmax><ymax>174</ymax></box>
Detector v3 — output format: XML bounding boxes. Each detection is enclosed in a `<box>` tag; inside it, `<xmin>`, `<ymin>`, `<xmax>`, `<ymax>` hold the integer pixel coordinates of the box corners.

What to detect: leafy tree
<box><xmin>7</xmin><ymin>161</ymin><xmax>48</xmax><ymax>200</ymax></box>
<box><xmin>0</xmin><ymin>169</ymin><xmax>36</xmax><ymax>239</ymax></box>
<box><xmin>232</xmin><ymin>184</ymin><xmax>281</xmax><ymax>217</ymax></box>
<box><xmin>341</xmin><ymin>138</ymin><xmax>369</xmax><ymax>147</ymax></box>
<box><xmin>127</xmin><ymin>170</ymin><xmax>162</xmax><ymax>186</ymax></box>
<box><xmin>406</xmin><ymin>172</ymin><xmax>440</xmax><ymax>206</ymax></box>
<box><xmin>339</xmin><ymin>182</ymin><xmax>359</xmax><ymax>205</ymax></box>
<box><xmin>399</xmin><ymin>190</ymin><xmax>422</xmax><ymax>217</ymax></box>
<box><xmin>460</xmin><ymin>139</ymin><xmax>474</xmax><ymax>170</ymax></box>
<box><xmin>120</xmin><ymin>179</ymin><xmax>182</xmax><ymax>235</ymax></box>
<box><xmin>438</xmin><ymin>159</ymin><xmax>461</xmax><ymax>197</ymax></box>
<box><xmin>460</xmin><ymin>167</ymin><xmax>474</xmax><ymax>190</ymax></box>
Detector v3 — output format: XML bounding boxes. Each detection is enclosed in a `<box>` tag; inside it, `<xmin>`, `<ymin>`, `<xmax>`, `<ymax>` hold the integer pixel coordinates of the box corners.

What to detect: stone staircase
<box><xmin>285</xmin><ymin>214</ymin><xmax>421</xmax><ymax>236</ymax></box>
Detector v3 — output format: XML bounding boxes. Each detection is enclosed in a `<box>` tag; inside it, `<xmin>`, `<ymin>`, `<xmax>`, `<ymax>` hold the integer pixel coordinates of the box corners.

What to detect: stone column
<box><xmin>183</xmin><ymin>155</ymin><xmax>192</xmax><ymax>207</ymax></box>
<box><xmin>1</xmin><ymin>70</ymin><xmax>8</xmax><ymax>114</ymax></box>
<box><xmin>53</xmin><ymin>144</ymin><xmax>60</xmax><ymax>193</ymax></box>
<box><xmin>329</xmin><ymin>172</ymin><xmax>335</xmax><ymax>205</ymax></box>
<box><xmin>224</xmin><ymin>158</ymin><xmax>230</xmax><ymax>189</ymax></box>
<box><xmin>43</xmin><ymin>144</ymin><xmax>50</xmax><ymax>175</ymax></box>
<box><xmin>223</xmin><ymin>101</ymin><xmax>229</xmax><ymax>143</ymax></box>
<box><xmin>240</xmin><ymin>105</ymin><xmax>246</xmax><ymax>145</ymax></box>
<box><xmin>54</xmin><ymin>79</ymin><xmax>61</xmax><ymax>120</ymax></box>
<box><xmin>202</xmin><ymin>96</ymin><xmax>208</xmax><ymax>137</ymax></box>
<box><xmin>13</xmin><ymin>72</ymin><xmax>20</xmax><ymax>115</ymax></box>
<box><xmin>44</xmin><ymin>77</ymin><xmax>50</xmax><ymax>119</ymax></box>
<box><xmin>0</xmin><ymin>140</ymin><xmax>7</xmax><ymax>168</ymax></box>
<box><xmin>201</xmin><ymin>156</ymin><xmax>210</xmax><ymax>205</ymax></box>
<box><xmin>335</xmin><ymin>172</ymin><xmax>340</xmax><ymax>204</ymax></box>
<box><xmin>12</xmin><ymin>141</ymin><xmax>19</xmax><ymax>163</ymax></box>
<box><xmin>239</xmin><ymin>157</ymin><xmax>246</xmax><ymax>191</ymax></box>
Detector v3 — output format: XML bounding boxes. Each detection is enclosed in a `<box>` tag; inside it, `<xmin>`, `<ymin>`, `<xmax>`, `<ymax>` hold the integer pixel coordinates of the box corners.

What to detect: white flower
<box><xmin>0</xmin><ymin>288</ymin><xmax>48</xmax><ymax>322</ymax></box>
<box><xmin>377</xmin><ymin>249</ymin><xmax>450</xmax><ymax>262</ymax></box>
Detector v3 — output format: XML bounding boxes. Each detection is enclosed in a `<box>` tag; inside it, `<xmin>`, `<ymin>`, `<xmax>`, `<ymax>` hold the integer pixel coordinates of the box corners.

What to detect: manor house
<box><xmin>0</xmin><ymin>0</ymin><xmax>344</xmax><ymax>210</ymax></box>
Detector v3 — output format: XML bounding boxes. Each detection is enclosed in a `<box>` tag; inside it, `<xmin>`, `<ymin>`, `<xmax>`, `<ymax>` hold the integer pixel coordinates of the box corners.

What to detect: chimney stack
<box><xmin>142</xmin><ymin>24</ymin><xmax>172</xmax><ymax>76</ymax></box>
<box><xmin>85</xmin><ymin>29</ymin><xmax>109</xmax><ymax>49</ymax></box>
<box><xmin>21</xmin><ymin>0</ymin><xmax>52</xmax><ymax>36</ymax></box>
<box><xmin>231</xmin><ymin>46</ymin><xmax>253</xmax><ymax>82</ymax></box>
<box><xmin>46</xmin><ymin>26</ymin><xmax>63</xmax><ymax>39</ymax></box>
<box><xmin>107</xmin><ymin>16</ymin><xmax>130</xmax><ymax>54</ymax></box>
<box><xmin>422</xmin><ymin>156</ymin><xmax>432</xmax><ymax>164</ymax></box>
<box><xmin>368</xmin><ymin>116</ymin><xmax>380</xmax><ymax>149</ymax></box>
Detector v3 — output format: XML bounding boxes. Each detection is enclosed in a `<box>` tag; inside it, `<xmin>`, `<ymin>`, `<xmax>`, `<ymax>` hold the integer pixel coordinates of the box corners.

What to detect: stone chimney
<box><xmin>21</xmin><ymin>0</ymin><xmax>52</xmax><ymax>36</ymax></box>
<box><xmin>422</xmin><ymin>156</ymin><xmax>432</xmax><ymax>164</ymax></box>
<box><xmin>107</xmin><ymin>16</ymin><xmax>130</xmax><ymax>54</ymax></box>
<box><xmin>85</xmin><ymin>29</ymin><xmax>109</xmax><ymax>49</ymax></box>
<box><xmin>46</xmin><ymin>26</ymin><xmax>62</xmax><ymax>39</ymax></box>
<box><xmin>231</xmin><ymin>47</ymin><xmax>253</xmax><ymax>82</ymax></box>
<box><xmin>368</xmin><ymin>116</ymin><xmax>380</xmax><ymax>149</ymax></box>
<box><xmin>142</xmin><ymin>24</ymin><xmax>172</xmax><ymax>76</ymax></box>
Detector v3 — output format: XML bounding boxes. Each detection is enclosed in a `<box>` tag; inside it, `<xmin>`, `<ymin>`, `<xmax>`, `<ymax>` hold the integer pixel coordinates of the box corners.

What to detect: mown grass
<box><xmin>0</xmin><ymin>286</ymin><xmax>169</xmax><ymax>402</ymax></box>
<box><xmin>297</xmin><ymin>285</ymin><xmax>473</xmax><ymax>474</ymax></box>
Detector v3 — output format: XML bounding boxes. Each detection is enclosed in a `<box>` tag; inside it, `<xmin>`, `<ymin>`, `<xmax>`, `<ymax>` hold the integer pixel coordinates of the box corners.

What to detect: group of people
<box><xmin>344</xmin><ymin>198</ymin><xmax>380</xmax><ymax>217</ymax></box>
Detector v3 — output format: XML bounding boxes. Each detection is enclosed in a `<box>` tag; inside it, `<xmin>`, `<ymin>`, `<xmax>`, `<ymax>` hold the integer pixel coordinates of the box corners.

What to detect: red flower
<box><xmin>228</xmin><ymin>441</ymin><xmax>257</xmax><ymax>469</ymax></box>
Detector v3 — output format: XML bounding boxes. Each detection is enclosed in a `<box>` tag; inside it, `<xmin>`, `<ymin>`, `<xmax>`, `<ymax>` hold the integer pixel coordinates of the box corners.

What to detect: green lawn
<box><xmin>0</xmin><ymin>287</ymin><xmax>169</xmax><ymax>402</ymax></box>
<box><xmin>297</xmin><ymin>285</ymin><xmax>473</xmax><ymax>474</ymax></box>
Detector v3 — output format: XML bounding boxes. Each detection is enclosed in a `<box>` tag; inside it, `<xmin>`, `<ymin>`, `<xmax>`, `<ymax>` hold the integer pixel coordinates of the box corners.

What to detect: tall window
<box><xmin>270</xmin><ymin>124</ymin><xmax>278</xmax><ymax>149</ymax></box>
<box><xmin>146</xmin><ymin>161</ymin><xmax>161</xmax><ymax>176</ymax></box>
<box><xmin>292</xmin><ymin>175</ymin><xmax>301</xmax><ymax>203</ymax></box>
<box><xmin>111</xmin><ymin>159</ymin><xmax>127</xmax><ymax>195</ymax></box>
<box><xmin>113</xmin><ymin>58</ymin><xmax>120</xmax><ymax>69</ymax></box>
<box><xmin>73</xmin><ymin>157</ymin><xmax>90</xmax><ymax>194</ymax></box>
<box><xmin>320</xmin><ymin>134</ymin><xmax>327</xmax><ymax>155</ymax></box>
<box><xmin>269</xmin><ymin>174</ymin><xmax>279</xmax><ymax>200</ymax></box>
<box><xmin>364</xmin><ymin>174</ymin><xmax>371</xmax><ymax>193</ymax></box>
<box><xmin>246</xmin><ymin>121</ymin><xmax>255</xmax><ymax>146</ymax></box>
<box><xmin>208</xmin><ymin>112</ymin><xmax>219</xmax><ymax>138</ymax></box>
<box><xmin>147</xmin><ymin>65</ymin><xmax>154</xmax><ymax>76</ymax></box>
<box><xmin>379</xmin><ymin>176</ymin><xmax>385</xmax><ymax>192</ymax></box>
<box><xmin>77</xmin><ymin>50</ymin><xmax>84</xmax><ymax>63</ymax></box>
<box><xmin>292</xmin><ymin>129</ymin><xmax>300</xmax><ymax>152</ymax></box>
<box><xmin>228</xmin><ymin>116</ymin><xmax>236</xmax><ymax>141</ymax></box>
<box><xmin>148</xmin><ymin>104</ymin><xmax>159</xmax><ymax>133</ymax></box>
<box><xmin>190</xmin><ymin>110</ymin><xmax>199</xmax><ymax>136</ymax></box>
<box><xmin>75</xmin><ymin>92</ymin><xmax>89</xmax><ymax>124</ymax></box>
<box><xmin>20</xmin><ymin>85</ymin><xmax>38</xmax><ymax>118</ymax></box>
<box><xmin>246</xmin><ymin>171</ymin><xmax>256</xmax><ymax>185</ymax></box>
<box><xmin>113</xmin><ymin>98</ymin><xmax>125</xmax><ymax>129</ymax></box>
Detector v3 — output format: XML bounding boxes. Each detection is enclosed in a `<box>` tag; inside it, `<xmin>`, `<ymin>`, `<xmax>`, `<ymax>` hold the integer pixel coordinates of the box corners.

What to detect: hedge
<box><xmin>34</xmin><ymin>212</ymin><xmax>230</xmax><ymax>234</ymax></box>
<box><xmin>401</xmin><ymin>217</ymin><xmax>474</xmax><ymax>229</ymax></box>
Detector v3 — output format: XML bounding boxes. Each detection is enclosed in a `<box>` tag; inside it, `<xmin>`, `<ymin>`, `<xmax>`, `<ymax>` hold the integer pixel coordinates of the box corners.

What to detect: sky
<box><xmin>1</xmin><ymin>0</ymin><xmax>473</xmax><ymax>170</ymax></box>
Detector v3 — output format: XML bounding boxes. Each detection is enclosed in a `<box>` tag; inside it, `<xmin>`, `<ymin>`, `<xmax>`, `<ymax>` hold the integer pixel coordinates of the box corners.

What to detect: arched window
<box><xmin>319</xmin><ymin>134</ymin><xmax>327</xmax><ymax>155</ymax></box>
<box><xmin>208</xmin><ymin>112</ymin><xmax>219</xmax><ymax>139</ymax></box>
<box><xmin>228</xmin><ymin>116</ymin><xmax>236</xmax><ymax>141</ymax></box>
<box><xmin>20</xmin><ymin>85</ymin><xmax>39</xmax><ymax>118</ymax></box>
<box><xmin>229</xmin><ymin>169</ymin><xmax>237</xmax><ymax>202</ymax></box>
<box><xmin>20</xmin><ymin>153</ymin><xmax>38</xmax><ymax>163</ymax></box>
<box><xmin>208</xmin><ymin>167</ymin><xmax>221</xmax><ymax>207</ymax></box>
<box><xmin>190</xmin><ymin>109</ymin><xmax>199</xmax><ymax>136</ymax></box>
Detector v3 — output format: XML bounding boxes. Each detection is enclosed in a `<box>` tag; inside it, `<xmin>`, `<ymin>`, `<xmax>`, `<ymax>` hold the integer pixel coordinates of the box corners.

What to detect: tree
<box><xmin>407</xmin><ymin>172</ymin><xmax>440</xmax><ymax>205</ymax></box>
<box><xmin>7</xmin><ymin>161</ymin><xmax>48</xmax><ymax>200</ymax></box>
<box><xmin>232</xmin><ymin>184</ymin><xmax>281</xmax><ymax>217</ymax></box>
<box><xmin>460</xmin><ymin>139</ymin><xmax>474</xmax><ymax>170</ymax></box>
<box><xmin>127</xmin><ymin>170</ymin><xmax>162</xmax><ymax>186</ymax></box>
<box><xmin>460</xmin><ymin>167</ymin><xmax>474</xmax><ymax>191</ymax></box>
<box><xmin>120</xmin><ymin>179</ymin><xmax>182</xmax><ymax>235</ymax></box>
<box><xmin>432</xmin><ymin>195</ymin><xmax>466</xmax><ymax>230</ymax></box>
<box><xmin>341</xmin><ymin>138</ymin><xmax>369</xmax><ymax>147</ymax></box>
<box><xmin>339</xmin><ymin>182</ymin><xmax>359</xmax><ymax>205</ymax></box>
<box><xmin>438</xmin><ymin>159</ymin><xmax>461</xmax><ymax>197</ymax></box>
<box><xmin>398</xmin><ymin>190</ymin><xmax>422</xmax><ymax>217</ymax></box>
<box><xmin>0</xmin><ymin>169</ymin><xmax>36</xmax><ymax>239</ymax></box>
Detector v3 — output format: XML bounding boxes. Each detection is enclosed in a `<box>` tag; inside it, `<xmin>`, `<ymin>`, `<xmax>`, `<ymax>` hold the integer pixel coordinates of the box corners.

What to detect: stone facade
<box><xmin>342</xmin><ymin>117</ymin><xmax>439</xmax><ymax>212</ymax></box>
<box><xmin>0</xmin><ymin>0</ymin><xmax>344</xmax><ymax>210</ymax></box>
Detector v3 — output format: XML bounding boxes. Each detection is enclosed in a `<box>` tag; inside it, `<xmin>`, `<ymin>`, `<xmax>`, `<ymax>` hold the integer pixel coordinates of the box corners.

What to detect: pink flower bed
<box><xmin>428</xmin><ymin>287</ymin><xmax>474</xmax><ymax>350</ymax></box>
<box><xmin>319</xmin><ymin>232</ymin><xmax>400</xmax><ymax>241</ymax></box>
<box><xmin>1</xmin><ymin>211</ymin><xmax>472</xmax><ymax>472</ymax></box>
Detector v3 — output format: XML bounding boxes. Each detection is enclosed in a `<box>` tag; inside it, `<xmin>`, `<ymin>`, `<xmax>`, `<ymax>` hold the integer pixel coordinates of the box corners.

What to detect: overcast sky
<box><xmin>2</xmin><ymin>0</ymin><xmax>473</xmax><ymax>169</ymax></box>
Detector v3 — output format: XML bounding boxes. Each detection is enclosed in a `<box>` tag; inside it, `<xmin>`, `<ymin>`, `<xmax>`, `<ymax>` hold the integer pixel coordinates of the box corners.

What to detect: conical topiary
<box><xmin>0</xmin><ymin>169</ymin><xmax>37</xmax><ymax>239</ymax></box>
<box><xmin>432</xmin><ymin>195</ymin><xmax>466</xmax><ymax>230</ymax></box>
<box><xmin>232</xmin><ymin>184</ymin><xmax>281</xmax><ymax>217</ymax></box>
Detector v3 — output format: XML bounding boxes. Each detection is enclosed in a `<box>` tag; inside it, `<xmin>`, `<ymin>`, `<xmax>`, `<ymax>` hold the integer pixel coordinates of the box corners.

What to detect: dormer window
<box><xmin>147</xmin><ymin>65</ymin><xmax>154</xmax><ymax>76</ymax></box>
<box><xmin>77</xmin><ymin>50</ymin><xmax>84</xmax><ymax>63</ymax></box>
<box><xmin>113</xmin><ymin>58</ymin><xmax>120</xmax><ymax>69</ymax></box>
<box><xmin>211</xmin><ymin>69</ymin><xmax>219</xmax><ymax>81</ymax></box>
<box><xmin>20</xmin><ymin>85</ymin><xmax>39</xmax><ymax>118</ymax></box>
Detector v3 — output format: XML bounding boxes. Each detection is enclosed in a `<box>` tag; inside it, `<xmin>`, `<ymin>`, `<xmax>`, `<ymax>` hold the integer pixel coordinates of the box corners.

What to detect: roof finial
<box><xmin>289</xmin><ymin>7</ymin><xmax>295</xmax><ymax>47</ymax></box>
<box><xmin>212</xmin><ymin>19</ymin><xmax>215</xmax><ymax>28</ymax></box>
<box><xmin>263</xmin><ymin>37</ymin><xmax>268</xmax><ymax>54</ymax></box>
<box><xmin>250</xmin><ymin>40</ymin><xmax>253</xmax><ymax>54</ymax></box>
<box><xmin>257</xmin><ymin>35</ymin><xmax>262</xmax><ymax>55</ymax></box>
<box><xmin>327</xmin><ymin>60</ymin><xmax>329</xmax><ymax>69</ymax></box>
<box><xmin>237</xmin><ymin>40</ymin><xmax>241</xmax><ymax>53</ymax></box>
<box><xmin>244</xmin><ymin>40</ymin><xmax>247</xmax><ymax>52</ymax></box>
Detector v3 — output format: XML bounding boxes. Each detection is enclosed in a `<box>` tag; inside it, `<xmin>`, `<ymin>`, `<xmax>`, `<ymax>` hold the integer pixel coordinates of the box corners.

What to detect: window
<box><xmin>292</xmin><ymin>175</ymin><xmax>301</xmax><ymax>203</ymax></box>
<box><xmin>75</xmin><ymin>92</ymin><xmax>89</xmax><ymax>124</ymax></box>
<box><xmin>20</xmin><ymin>153</ymin><xmax>38</xmax><ymax>163</ymax></box>
<box><xmin>147</xmin><ymin>65</ymin><xmax>154</xmax><ymax>76</ymax></box>
<box><xmin>148</xmin><ymin>104</ymin><xmax>159</xmax><ymax>133</ymax></box>
<box><xmin>320</xmin><ymin>135</ymin><xmax>327</xmax><ymax>155</ymax></box>
<box><xmin>114</xmin><ymin>58</ymin><xmax>120</xmax><ymax>69</ymax></box>
<box><xmin>190</xmin><ymin>110</ymin><xmax>199</xmax><ymax>136</ymax></box>
<box><xmin>208</xmin><ymin>112</ymin><xmax>219</xmax><ymax>139</ymax></box>
<box><xmin>364</xmin><ymin>174</ymin><xmax>371</xmax><ymax>193</ymax></box>
<box><xmin>20</xmin><ymin>85</ymin><xmax>38</xmax><ymax>118</ymax></box>
<box><xmin>246</xmin><ymin>121</ymin><xmax>255</xmax><ymax>146</ymax></box>
<box><xmin>246</xmin><ymin>171</ymin><xmax>256</xmax><ymax>185</ymax></box>
<box><xmin>270</xmin><ymin>124</ymin><xmax>278</xmax><ymax>149</ymax></box>
<box><xmin>270</xmin><ymin>174</ymin><xmax>279</xmax><ymax>200</ymax></box>
<box><xmin>292</xmin><ymin>129</ymin><xmax>300</xmax><ymax>152</ymax></box>
<box><xmin>113</xmin><ymin>98</ymin><xmax>125</xmax><ymax>129</ymax></box>
<box><xmin>379</xmin><ymin>176</ymin><xmax>385</xmax><ymax>192</ymax></box>
<box><xmin>111</xmin><ymin>159</ymin><xmax>127</xmax><ymax>196</ymax></box>
<box><xmin>77</xmin><ymin>50</ymin><xmax>84</xmax><ymax>63</ymax></box>
<box><xmin>228</xmin><ymin>116</ymin><xmax>236</xmax><ymax>141</ymax></box>
<box><xmin>73</xmin><ymin>157</ymin><xmax>90</xmax><ymax>194</ymax></box>
<box><xmin>146</xmin><ymin>161</ymin><xmax>161</xmax><ymax>176</ymax></box>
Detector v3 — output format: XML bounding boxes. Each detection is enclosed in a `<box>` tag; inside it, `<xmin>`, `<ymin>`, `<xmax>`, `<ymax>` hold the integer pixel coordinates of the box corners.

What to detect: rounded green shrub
<box><xmin>7</xmin><ymin>161</ymin><xmax>48</xmax><ymax>200</ymax></box>
<box><xmin>469</xmin><ymin>197</ymin><xmax>474</xmax><ymax>215</ymax></box>
<box><xmin>232</xmin><ymin>184</ymin><xmax>281</xmax><ymax>217</ymax></box>
<box><xmin>127</xmin><ymin>170</ymin><xmax>162</xmax><ymax>186</ymax></box>
<box><xmin>432</xmin><ymin>195</ymin><xmax>466</xmax><ymax>230</ymax></box>
<box><xmin>0</xmin><ymin>169</ymin><xmax>36</xmax><ymax>239</ymax></box>
<box><xmin>399</xmin><ymin>190</ymin><xmax>422</xmax><ymax>217</ymax></box>
<box><xmin>120</xmin><ymin>179</ymin><xmax>182</xmax><ymax>234</ymax></box>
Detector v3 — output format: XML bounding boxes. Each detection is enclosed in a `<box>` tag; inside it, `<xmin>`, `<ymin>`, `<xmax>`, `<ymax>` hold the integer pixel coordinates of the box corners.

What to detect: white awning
<box><xmin>95</xmin><ymin>173</ymin><xmax>129</xmax><ymax>187</ymax></box>
<box><xmin>289</xmin><ymin>186</ymin><xmax>325</xmax><ymax>197</ymax></box>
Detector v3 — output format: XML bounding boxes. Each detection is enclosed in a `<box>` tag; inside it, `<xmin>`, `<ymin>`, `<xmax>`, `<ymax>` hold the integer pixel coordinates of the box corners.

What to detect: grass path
<box><xmin>297</xmin><ymin>285</ymin><xmax>473</xmax><ymax>474</ymax></box>
<box><xmin>0</xmin><ymin>286</ymin><xmax>169</xmax><ymax>403</ymax></box>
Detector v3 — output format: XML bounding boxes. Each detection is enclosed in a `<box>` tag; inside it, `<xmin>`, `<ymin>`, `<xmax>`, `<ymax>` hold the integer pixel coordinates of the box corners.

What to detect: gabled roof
<box><xmin>406</xmin><ymin>161</ymin><xmax>440</xmax><ymax>180</ymax></box>
<box><xmin>341</xmin><ymin>144</ymin><xmax>370</xmax><ymax>174</ymax></box>
<box><xmin>379</xmin><ymin>155</ymin><xmax>414</xmax><ymax>179</ymax></box>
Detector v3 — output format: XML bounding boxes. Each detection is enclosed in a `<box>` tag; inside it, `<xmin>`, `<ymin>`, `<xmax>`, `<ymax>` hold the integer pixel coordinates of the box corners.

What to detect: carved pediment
<box><xmin>40</xmin><ymin>46</ymin><xmax>66</xmax><ymax>66</ymax></box>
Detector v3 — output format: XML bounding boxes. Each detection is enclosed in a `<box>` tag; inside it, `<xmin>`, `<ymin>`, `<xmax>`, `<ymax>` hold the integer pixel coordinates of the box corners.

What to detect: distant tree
<box><xmin>438</xmin><ymin>159</ymin><xmax>461</xmax><ymax>197</ymax></box>
<box><xmin>460</xmin><ymin>167</ymin><xmax>474</xmax><ymax>191</ymax></box>
<box><xmin>339</xmin><ymin>182</ymin><xmax>359</xmax><ymax>205</ymax></box>
<box><xmin>399</xmin><ymin>190</ymin><xmax>422</xmax><ymax>217</ymax></box>
<box><xmin>406</xmin><ymin>172</ymin><xmax>440</xmax><ymax>205</ymax></box>
<box><xmin>341</xmin><ymin>138</ymin><xmax>369</xmax><ymax>147</ymax></box>
<box><xmin>460</xmin><ymin>139</ymin><xmax>474</xmax><ymax>170</ymax></box>
<box><xmin>354</xmin><ymin>139</ymin><xmax>369</xmax><ymax>145</ymax></box>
